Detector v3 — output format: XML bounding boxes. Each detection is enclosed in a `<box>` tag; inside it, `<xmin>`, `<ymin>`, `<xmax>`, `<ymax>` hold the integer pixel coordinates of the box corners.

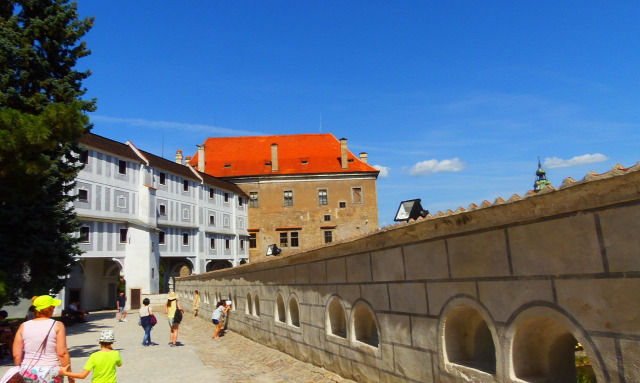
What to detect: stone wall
<box><xmin>176</xmin><ymin>164</ymin><xmax>640</xmax><ymax>383</ymax></box>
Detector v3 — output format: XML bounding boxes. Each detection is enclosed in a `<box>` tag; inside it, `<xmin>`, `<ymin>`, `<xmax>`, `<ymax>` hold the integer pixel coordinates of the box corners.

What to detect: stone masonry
<box><xmin>176</xmin><ymin>163</ymin><xmax>640</xmax><ymax>382</ymax></box>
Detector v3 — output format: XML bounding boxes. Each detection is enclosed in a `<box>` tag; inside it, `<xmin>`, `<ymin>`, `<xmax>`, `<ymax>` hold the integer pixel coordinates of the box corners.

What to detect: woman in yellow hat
<box><xmin>12</xmin><ymin>295</ymin><xmax>75</xmax><ymax>383</ymax></box>
<box><xmin>165</xmin><ymin>292</ymin><xmax>184</xmax><ymax>347</ymax></box>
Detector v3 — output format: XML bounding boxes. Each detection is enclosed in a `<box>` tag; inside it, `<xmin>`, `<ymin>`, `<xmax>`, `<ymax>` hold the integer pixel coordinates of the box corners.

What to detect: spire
<box><xmin>533</xmin><ymin>156</ymin><xmax>552</xmax><ymax>192</ymax></box>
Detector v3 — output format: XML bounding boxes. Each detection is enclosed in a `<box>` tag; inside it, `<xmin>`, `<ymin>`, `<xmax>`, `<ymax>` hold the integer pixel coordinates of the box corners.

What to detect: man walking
<box><xmin>116</xmin><ymin>292</ymin><xmax>127</xmax><ymax>322</ymax></box>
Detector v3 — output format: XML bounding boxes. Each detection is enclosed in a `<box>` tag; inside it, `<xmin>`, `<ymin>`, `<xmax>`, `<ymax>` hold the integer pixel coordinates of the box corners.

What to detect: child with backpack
<box><xmin>59</xmin><ymin>330</ymin><xmax>122</xmax><ymax>382</ymax></box>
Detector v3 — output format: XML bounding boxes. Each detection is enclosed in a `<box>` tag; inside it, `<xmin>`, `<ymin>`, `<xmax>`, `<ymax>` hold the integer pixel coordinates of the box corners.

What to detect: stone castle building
<box><xmin>186</xmin><ymin>134</ymin><xmax>380</xmax><ymax>261</ymax></box>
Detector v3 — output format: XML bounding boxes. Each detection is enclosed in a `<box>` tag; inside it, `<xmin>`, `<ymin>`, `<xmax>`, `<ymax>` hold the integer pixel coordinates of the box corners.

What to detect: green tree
<box><xmin>0</xmin><ymin>0</ymin><xmax>95</xmax><ymax>304</ymax></box>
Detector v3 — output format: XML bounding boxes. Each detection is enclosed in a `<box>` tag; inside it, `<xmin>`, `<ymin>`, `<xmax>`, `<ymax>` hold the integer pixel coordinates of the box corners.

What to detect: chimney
<box><xmin>340</xmin><ymin>138</ymin><xmax>348</xmax><ymax>169</ymax></box>
<box><xmin>359</xmin><ymin>152</ymin><xmax>368</xmax><ymax>164</ymax></box>
<box><xmin>271</xmin><ymin>143</ymin><xmax>279</xmax><ymax>172</ymax></box>
<box><xmin>197</xmin><ymin>145</ymin><xmax>205</xmax><ymax>172</ymax></box>
<box><xmin>185</xmin><ymin>156</ymin><xmax>191</xmax><ymax>164</ymax></box>
<box><xmin>175</xmin><ymin>149</ymin><xmax>183</xmax><ymax>164</ymax></box>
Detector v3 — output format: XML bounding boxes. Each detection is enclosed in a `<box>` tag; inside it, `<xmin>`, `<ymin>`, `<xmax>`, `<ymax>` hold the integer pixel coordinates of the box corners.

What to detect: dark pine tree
<box><xmin>0</xmin><ymin>0</ymin><xmax>95</xmax><ymax>305</ymax></box>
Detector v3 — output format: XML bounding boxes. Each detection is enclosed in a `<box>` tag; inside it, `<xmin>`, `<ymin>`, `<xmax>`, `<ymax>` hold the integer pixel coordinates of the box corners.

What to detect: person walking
<box><xmin>59</xmin><ymin>330</ymin><xmax>122</xmax><ymax>382</ymax></box>
<box><xmin>138</xmin><ymin>298</ymin><xmax>157</xmax><ymax>347</ymax></box>
<box><xmin>165</xmin><ymin>292</ymin><xmax>183</xmax><ymax>347</ymax></box>
<box><xmin>192</xmin><ymin>290</ymin><xmax>200</xmax><ymax>318</ymax></box>
<box><xmin>11</xmin><ymin>295</ymin><xmax>75</xmax><ymax>383</ymax></box>
<box><xmin>116</xmin><ymin>293</ymin><xmax>127</xmax><ymax>322</ymax></box>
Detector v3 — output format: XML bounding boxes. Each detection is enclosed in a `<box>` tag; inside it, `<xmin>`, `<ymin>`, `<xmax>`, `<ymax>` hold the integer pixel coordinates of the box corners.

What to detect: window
<box><xmin>318</xmin><ymin>189</ymin><xmax>328</xmax><ymax>205</ymax></box>
<box><xmin>80</xmin><ymin>150</ymin><xmax>89</xmax><ymax>164</ymax></box>
<box><xmin>240</xmin><ymin>239</ymin><xmax>244</xmax><ymax>250</ymax></box>
<box><xmin>119</xmin><ymin>228</ymin><xmax>128</xmax><ymax>244</ymax></box>
<box><xmin>324</xmin><ymin>214</ymin><xmax>331</xmax><ymax>222</ymax></box>
<box><xmin>209</xmin><ymin>215</ymin><xmax>215</xmax><ymax>225</ymax></box>
<box><xmin>224</xmin><ymin>193</ymin><xmax>229</xmax><ymax>203</ymax></box>
<box><xmin>284</xmin><ymin>190</ymin><xmax>293</xmax><ymax>206</ymax></box>
<box><xmin>210</xmin><ymin>238</ymin><xmax>215</xmax><ymax>250</ymax></box>
<box><xmin>290</xmin><ymin>232</ymin><xmax>299</xmax><ymax>247</ymax></box>
<box><xmin>352</xmin><ymin>187</ymin><xmax>363</xmax><ymax>204</ymax></box>
<box><xmin>159</xmin><ymin>172</ymin><xmax>166</xmax><ymax>185</ymax></box>
<box><xmin>159</xmin><ymin>204</ymin><xmax>166</xmax><ymax>215</ymax></box>
<box><xmin>183</xmin><ymin>180</ymin><xmax>189</xmax><ymax>192</ymax></box>
<box><xmin>249</xmin><ymin>233</ymin><xmax>257</xmax><ymax>248</ymax></box>
<box><xmin>339</xmin><ymin>201</ymin><xmax>347</xmax><ymax>208</ymax></box>
<box><xmin>238</xmin><ymin>197</ymin><xmax>243</xmax><ymax>207</ymax></box>
<box><xmin>78</xmin><ymin>189</ymin><xmax>88</xmax><ymax>202</ymax></box>
<box><xmin>182</xmin><ymin>233</ymin><xmax>189</xmax><ymax>246</ymax></box>
<box><xmin>280</xmin><ymin>232</ymin><xmax>288</xmax><ymax>248</ymax></box>
<box><xmin>182</xmin><ymin>208</ymin><xmax>190</xmax><ymax>220</ymax></box>
<box><xmin>79</xmin><ymin>227</ymin><xmax>90</xmax><ymax>243</ymax></box>
<box><xmin>250</xmin><ymin>192</ymin><xmax>258</xmax><ymax>207</ymax></box>
<box><xmin>324</xmin><ymin>230</ymin><xmax>333</xmax><ymax>244</ymax></box>
<box><xmin>159</xmin><ymin>231</ymin><xmax>165</xmax><ymax>245</ymax></box>
<box><xmin>225</xmin><ymin>239</ymin><xmax>230</xmax><ymax>250</ymax></box>
<box><xmin>118</xmin><ymin>160</ymin><xmax>127</xmax><ymax>175</ymax></box>
<box><xmin>209</xmin><ymin>188</ymin><xmax>215</xmax><ymax>199</ymax></box>
<box><xmin>116</xmin><ymin>195</ymin><xmax>126</xmax><ymax>209</ymax></box>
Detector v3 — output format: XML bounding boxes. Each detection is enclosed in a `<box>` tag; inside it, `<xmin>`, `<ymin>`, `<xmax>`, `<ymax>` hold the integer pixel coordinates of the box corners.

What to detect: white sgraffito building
<box><xmin>64</xmin><ymin>133</ymin><xmax>249</xmax><ymax>311</ymax></box>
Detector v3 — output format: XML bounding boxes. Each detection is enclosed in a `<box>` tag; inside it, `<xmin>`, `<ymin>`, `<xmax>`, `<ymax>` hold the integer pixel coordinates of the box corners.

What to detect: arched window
<box><xmin>444</xmin><ymin>305</ymin><xmax>496</xmax><ymax>374</ymax></box>
<box><xmin>288</xmin><ymin>295</ymin><xmax>300</xmax><ymax>327</ymax></box>
<box><xmin>512</xmin><ymin>317</ymin><xmax>596</xmax><ymax>382</ymax></box>
<box><xmin>326</xmin><ymin>296</ymin><xmax>347</xmax><ymax>339</ymax></box>
<box><xmin>254</xmin><ymin>295</ymin><xmax>260</xmax><ymax>317</ymax></box>
<box><xmin>351</xmin><ymin>301</ymin><xmax>379</xmax><ymax>348</ymax></box>
<box><xmin>275</xmin><ymin>292</ymin><xmax>286</xmax><ymax>323</ymax></box>
<box><xmin>246</xmin><ymin>293</ymin><xmax>253</xmax><ymax>315</ymax></box>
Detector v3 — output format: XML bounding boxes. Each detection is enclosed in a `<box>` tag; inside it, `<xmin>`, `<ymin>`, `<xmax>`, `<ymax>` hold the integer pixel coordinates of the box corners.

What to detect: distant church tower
<box><xmin>533</xmin><ymin>156</ymin><xmax>552</xmax><ymax>192</ymax></box>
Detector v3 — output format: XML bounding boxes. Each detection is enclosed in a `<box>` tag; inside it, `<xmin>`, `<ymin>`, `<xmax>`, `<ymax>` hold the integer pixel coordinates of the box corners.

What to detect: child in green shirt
<box><xmin>60</xmin><ymin>330</ymin><xmax>122</xmax><ymax>383</ymax></box>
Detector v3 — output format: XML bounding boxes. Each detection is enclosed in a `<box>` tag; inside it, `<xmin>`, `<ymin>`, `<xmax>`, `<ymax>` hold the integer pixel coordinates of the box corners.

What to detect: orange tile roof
<box><xmin>187</xmin><ymin>134</ymin><xmax>379</xmax><ymax>177</ymax></box>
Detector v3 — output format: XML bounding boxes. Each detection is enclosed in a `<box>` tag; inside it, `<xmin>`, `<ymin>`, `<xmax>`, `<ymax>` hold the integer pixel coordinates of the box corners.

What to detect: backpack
<box><xmin>173</xmin><ymin>303</ymin><xmax>183</xmax><ymax>324</ymax></box>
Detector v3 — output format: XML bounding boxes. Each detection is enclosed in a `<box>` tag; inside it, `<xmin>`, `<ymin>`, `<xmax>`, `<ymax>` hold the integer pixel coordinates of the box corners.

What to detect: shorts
<box><xmin>20</xmin><ymin>365</ymin><xmax>63</xmax><ymax>383</ymax></box>
<box><xmin>212</xmin><ymin>319</ymin><xmax>219</xmax><ymax>325</ymax></box>
<box><xmin>168</xmin><ymin>318</ymin><xmax>177</xmax><ymax>327</ymax></box>
<box><xmin>118</xmin><ymin>307</ymin><xmax>125</xmax><ymax>313</ymax></box>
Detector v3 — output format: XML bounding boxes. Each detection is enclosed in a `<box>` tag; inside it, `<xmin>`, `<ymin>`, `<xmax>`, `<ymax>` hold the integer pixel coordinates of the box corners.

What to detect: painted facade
<box><xmin>66</xmin><ymin>133</ymin><xmax>248</xmax><ymax>311</ymax></box>
<box><xmin>187</xmin><ymin>134</ymin><xmax>379</xmax><ymax>261</ymax></box>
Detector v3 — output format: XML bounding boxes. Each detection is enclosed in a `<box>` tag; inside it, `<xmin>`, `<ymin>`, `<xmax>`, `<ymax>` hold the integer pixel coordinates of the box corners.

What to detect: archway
<box><xmin>444</xmin><ymin>304</ymin><xmax>497</xmax><ymax>374</ymax></box>
<box><xmin>507</xmin><ymin>305</ymin><xmax>602</xmax><ymax>383</ymax></box>
<box><xmin>206</xmin><ymin>260</ymin><xmax>232</xmax><ymax>272</ymax></box>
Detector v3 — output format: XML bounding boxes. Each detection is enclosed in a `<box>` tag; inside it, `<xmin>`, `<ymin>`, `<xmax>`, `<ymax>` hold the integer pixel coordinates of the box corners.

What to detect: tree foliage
<box><xmin>0</xmin><ymin>0</ymin><xmax>95</xmax><ymax>305</ymax></box>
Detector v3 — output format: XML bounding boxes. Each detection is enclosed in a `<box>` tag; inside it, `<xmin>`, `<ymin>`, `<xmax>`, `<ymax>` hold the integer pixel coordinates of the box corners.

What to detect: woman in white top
<box><xmin>139</xmin><ymin>298</ymin><xmax>156</xmax><ymax>346</ymax></box>
<box><xmin>12</xmin><ymin>295</ymin><xmax>75</xmax><ymax>383</ymax></box>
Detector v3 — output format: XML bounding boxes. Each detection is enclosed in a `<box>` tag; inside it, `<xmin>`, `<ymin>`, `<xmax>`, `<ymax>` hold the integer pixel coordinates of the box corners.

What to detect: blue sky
<box><xmin>77</xmin><ymin>1</ymin><xmax>640</xmax><ymax>227</ymax></box>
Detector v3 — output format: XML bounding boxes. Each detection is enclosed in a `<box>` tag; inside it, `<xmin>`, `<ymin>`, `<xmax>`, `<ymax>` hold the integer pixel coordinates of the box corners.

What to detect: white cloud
<box><xmin>372</xmin><ymin>165</ymin><xmax>390</xmax><ymax>178</ymax></box>
<box><xmin>409</xmin><ymin>158</ymin><xmax>466</xmax><ymax>176</ymax></box>
<box><xmin>544</xmin><ymin>153</ymin><xmax>609</xmax><ymax>169</ymax></box>
<box><xmin>91</xmin><ymin>115</ymin><xmax>264</xmax><ymax>136</ymax></box>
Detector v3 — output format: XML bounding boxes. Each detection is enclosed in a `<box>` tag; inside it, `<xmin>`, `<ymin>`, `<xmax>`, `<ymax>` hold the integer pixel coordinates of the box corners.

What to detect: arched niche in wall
<box><xmin>506</xmin><ymin>304</ymin><xmax>604</xmax><ymax>383</ymax></box>
<box><xmin>288</xmin><ymin>294</ymin><xmax>300</xmax><ymax>328</ymax></box>
<box><xmin>350</xmin><ymin>300</ymin><xmax>379</xmax><ymax>348</ymax></box>
<box><xmin>441</xmin><ymin>298</ymin><xmax>497</xmax><ymax>375</ymax></box>
<box><xmin>275</xmin><ymin>292</ymin><xmax>286</xmax><ymax>323</ymax></box>
<box><xmin>326</xmin><ymin>295</ymin><xmax>347</xmax><ymax>339</ymax></box>
<box><xmin>254</xmin><ymin>294</ymin><xmax>260</xmax><ymax>317</ymax></box>
<box><xmin>246</xmin><ymin>292</ymin><xmax>253</xmax><ymax>315</ymax></box>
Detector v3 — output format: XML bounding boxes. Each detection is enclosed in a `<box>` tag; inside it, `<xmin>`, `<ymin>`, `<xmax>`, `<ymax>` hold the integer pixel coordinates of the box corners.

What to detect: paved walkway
<box><xmin>1</xmin><ymin>308</ymin><xmax>353</xmax><ymax>382</ymax></box>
